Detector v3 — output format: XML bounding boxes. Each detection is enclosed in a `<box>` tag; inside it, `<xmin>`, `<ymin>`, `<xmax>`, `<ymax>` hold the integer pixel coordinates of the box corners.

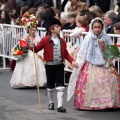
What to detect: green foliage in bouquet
<box><xmin>104</xmin><ymin>45</ymin><xmax>120</xmax><ymax>67</ymax></box>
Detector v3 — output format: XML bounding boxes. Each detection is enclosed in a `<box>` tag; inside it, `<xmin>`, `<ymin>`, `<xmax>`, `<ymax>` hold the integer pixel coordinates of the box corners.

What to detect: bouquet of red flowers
<box><xmin>12</xmin><ymin>39</ymin><xmax>29</xmax><ymax>62</ymax></box>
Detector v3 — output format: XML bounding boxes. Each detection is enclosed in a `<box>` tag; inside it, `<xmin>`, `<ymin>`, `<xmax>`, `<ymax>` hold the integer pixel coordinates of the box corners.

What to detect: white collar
<box><xmin>51</xmin><ymin>36</ymin><xmax>59</xmax><ymax>45</ymax></box>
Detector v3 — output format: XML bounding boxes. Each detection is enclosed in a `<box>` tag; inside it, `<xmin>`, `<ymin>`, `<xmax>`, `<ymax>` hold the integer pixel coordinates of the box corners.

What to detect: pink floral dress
<box><xmin>74</xmin><ymin>40</ymin><xmax>120</xmax><ymax>110</ymax></box>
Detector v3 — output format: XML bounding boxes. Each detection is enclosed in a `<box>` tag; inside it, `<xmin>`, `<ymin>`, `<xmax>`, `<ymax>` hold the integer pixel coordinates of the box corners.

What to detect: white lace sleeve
<box><xmin>67</xmin><ymin>35</ymin><xmax>89</xmax><ymax>101</ymax></box>
<box><xmin>76</xmin><ymin>35</ymin><xmax>89</xmax><ymax>68</ymax></box>
<box><xmin>70</xmin><ymin>27</ymin><xmax>85</xmax><ymax>37</ymax></box>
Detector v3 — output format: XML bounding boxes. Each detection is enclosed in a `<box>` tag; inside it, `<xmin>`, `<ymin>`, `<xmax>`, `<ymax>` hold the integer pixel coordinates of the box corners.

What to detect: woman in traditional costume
<box><xmin>10</xmin><ymin>13</ymin><xmax>47</xmax><ymax>88</ymax></box>
<box><xmin>67</xmin><ymin>18</ymin><xmax>120</xmax><ymax>110</ymax></box>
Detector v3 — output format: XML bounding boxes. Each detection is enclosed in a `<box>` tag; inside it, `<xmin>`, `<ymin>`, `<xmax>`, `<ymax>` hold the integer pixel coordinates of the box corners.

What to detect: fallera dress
<box><xmin>67</xmin><ymin>32</ymin><xmax>120</xmax><ymax>110</ymax></box>
<box><xmin>10</xmin><ymin>36</ymin><xmax>47</xmax><ymax>88</ymax></box>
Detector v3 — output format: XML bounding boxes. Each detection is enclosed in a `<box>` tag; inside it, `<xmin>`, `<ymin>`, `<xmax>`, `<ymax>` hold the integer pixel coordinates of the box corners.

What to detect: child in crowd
<box><xmin>30</xmin><ymin>17</ymin><xmax>77</xmax><ymax>113</ymax></box>
<box><xmin>63</xmin><ymin>15</ymin><xmax>88</xmax><ymax>37</ymax></box>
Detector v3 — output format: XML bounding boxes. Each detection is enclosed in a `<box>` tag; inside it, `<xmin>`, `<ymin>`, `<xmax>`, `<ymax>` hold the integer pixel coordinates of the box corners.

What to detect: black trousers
<box><xmin>45</xmin><ymin>64</ymin><xmax>65</xmax><ymax>89</ymax></box>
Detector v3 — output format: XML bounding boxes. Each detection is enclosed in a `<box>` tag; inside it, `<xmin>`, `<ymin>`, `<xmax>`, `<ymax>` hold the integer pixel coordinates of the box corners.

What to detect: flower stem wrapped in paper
<box><xmin>12</xmin><ymin>39</ymin><xmax>29</xmax><ymax>62</ymax></box>
<box><xmin>104</xmin><ymin>45</ymin><xmax>120</xmax><ymax>79</ymax></box>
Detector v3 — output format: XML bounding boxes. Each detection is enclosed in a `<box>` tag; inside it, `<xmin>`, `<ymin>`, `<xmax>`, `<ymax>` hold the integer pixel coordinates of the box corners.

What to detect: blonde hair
<box><xmin>76</xmin><ymin>15</ymin><xmax>88</xmax><ymax>26</ymax></box>
<box><xmin>89</xmin><ymin>5</ymin><xmax>104</xmax><ymax>18</ymax></box>
<box><xmin>89</xmin><ymin>5</ymin><xmax>104</xmax><ymax>14</ymax></box>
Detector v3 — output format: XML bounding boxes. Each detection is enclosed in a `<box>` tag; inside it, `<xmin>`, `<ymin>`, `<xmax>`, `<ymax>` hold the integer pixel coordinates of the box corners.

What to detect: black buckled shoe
<box><xmin>48</xmin><ymin>103</ymin><xmax>54</xmax><ymax>110</ymax></box>
<box><xmin>57</xmin><ymin>106</ymin><xmax>66</xmax><ymax>113</ymax></box>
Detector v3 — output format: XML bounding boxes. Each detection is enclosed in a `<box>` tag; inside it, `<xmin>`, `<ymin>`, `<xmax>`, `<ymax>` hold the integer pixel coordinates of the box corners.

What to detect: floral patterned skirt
<box><xmin>74</xmin><ymin>62</ymin><xmax>120</xmax><ymax>110</ymax></box>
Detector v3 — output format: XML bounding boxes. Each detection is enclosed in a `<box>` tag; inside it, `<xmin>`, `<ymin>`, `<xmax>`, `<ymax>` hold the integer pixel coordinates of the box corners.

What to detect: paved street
<box><xmin>0</xmin><ymin>69</ymin><xmax>120</xmax><ymax>120</ymax></box>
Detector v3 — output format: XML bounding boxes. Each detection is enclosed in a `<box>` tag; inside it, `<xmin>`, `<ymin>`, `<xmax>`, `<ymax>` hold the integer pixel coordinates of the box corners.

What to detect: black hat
<box><xmin>43</xmin><ymin>17</ymin><xmax>61</xmax><ymax>31</ymax></box>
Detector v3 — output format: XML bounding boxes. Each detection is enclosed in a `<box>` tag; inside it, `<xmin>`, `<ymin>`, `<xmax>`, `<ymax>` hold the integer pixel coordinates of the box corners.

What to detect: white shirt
<box><xmin>51</xmin><ymin>36</ymin><xmax>60</xmax><ymax>45</ymax></box>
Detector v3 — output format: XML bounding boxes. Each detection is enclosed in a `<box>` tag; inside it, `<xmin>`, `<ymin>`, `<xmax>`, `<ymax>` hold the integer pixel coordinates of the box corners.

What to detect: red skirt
<box><xmin>9</xmin><ymin>60</ymin><xmax>16</xmax><ymax>70</ymax></box>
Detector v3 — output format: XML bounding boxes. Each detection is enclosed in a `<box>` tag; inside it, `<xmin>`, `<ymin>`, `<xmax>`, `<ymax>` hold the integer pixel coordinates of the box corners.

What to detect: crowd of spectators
<box><xmin>0</xmin><ymin>0</ymin><xmax>118</xmax><ymax>32</ymax></box>
<box><xmin>0</xmin><ymin>0</ymin><xmax>120</xmax><ymax>67</ymax></box>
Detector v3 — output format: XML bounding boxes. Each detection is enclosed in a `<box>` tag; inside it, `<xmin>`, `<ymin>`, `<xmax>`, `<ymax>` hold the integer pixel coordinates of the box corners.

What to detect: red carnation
<box><xmin>17</xmin><ymin>50</ymin><xmax>24</xmax><ymax>55</ymax></box>
<box><xmin>19</xmin><ymin>40</ymin><xmax>28</xmax><ymax>48</ymax></box>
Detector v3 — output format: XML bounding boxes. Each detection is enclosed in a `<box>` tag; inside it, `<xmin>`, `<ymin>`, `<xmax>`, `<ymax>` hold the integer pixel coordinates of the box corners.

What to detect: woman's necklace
<box><xmin>29</xmin><ymin>36</ymin><xmax>35</xmax><ymax>42</ymax></box>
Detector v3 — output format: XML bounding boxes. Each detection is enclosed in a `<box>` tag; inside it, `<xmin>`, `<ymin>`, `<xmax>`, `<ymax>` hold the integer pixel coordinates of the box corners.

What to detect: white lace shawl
<box><xmin>67</xmin><ymin>34</ymin><xmax>90</xmax><ymax>101</ymax></box>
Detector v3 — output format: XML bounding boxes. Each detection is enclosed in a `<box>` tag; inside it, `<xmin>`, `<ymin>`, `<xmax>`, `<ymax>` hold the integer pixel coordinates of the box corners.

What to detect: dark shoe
<box><xmin>57</xmin><ymin>106</ymin><xmax>66</xmax><ymax>113</ymax></box>
<box><xmin>48</xmin><ymin>103</ymin><xmax>54</xmax><ymax>110</ymax></box>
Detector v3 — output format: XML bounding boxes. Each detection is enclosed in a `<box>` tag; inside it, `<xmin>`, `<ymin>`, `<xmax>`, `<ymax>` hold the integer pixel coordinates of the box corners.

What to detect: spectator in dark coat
<box><xmin>36</xmin><ymin>10</ymin><xmax>46</xmax><ymax>27</ymax></box>
<box><xmin>103</xmin><ymin>10</ymin><xmax>118</xmax><ymax>34</ymax></box>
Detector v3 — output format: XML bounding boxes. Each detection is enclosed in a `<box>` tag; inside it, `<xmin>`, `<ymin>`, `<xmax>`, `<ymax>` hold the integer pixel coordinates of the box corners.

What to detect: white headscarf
<box><xmin>86</xmin><ymin>17</ymin><xmax>112</xmax><ymax>65</ymax></box>
<box><xmin>88</xmin><ymin>17</ymin><xmax>106</xmax><ymax>35</ymax></box>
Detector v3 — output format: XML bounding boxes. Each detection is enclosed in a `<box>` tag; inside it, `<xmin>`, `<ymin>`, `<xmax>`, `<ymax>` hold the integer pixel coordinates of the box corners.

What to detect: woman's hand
<box><xmin>72</xmin><ymin>61</ymin><xmax>78</xmax><ymax>68</ymax></box>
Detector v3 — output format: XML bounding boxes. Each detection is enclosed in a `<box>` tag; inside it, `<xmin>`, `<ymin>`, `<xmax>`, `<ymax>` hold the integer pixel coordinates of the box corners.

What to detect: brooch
<box><xmin>49</xmin><ymin>40</ymin><xmax>55</xmax><ymax>46</ymax></box>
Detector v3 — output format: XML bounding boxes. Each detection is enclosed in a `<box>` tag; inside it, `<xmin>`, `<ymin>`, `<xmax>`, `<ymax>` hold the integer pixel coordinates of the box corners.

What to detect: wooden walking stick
<box><xmin>32</xmin><ymin>38</ymin><xmax>42</xmax><ymax>112</ymax></box>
